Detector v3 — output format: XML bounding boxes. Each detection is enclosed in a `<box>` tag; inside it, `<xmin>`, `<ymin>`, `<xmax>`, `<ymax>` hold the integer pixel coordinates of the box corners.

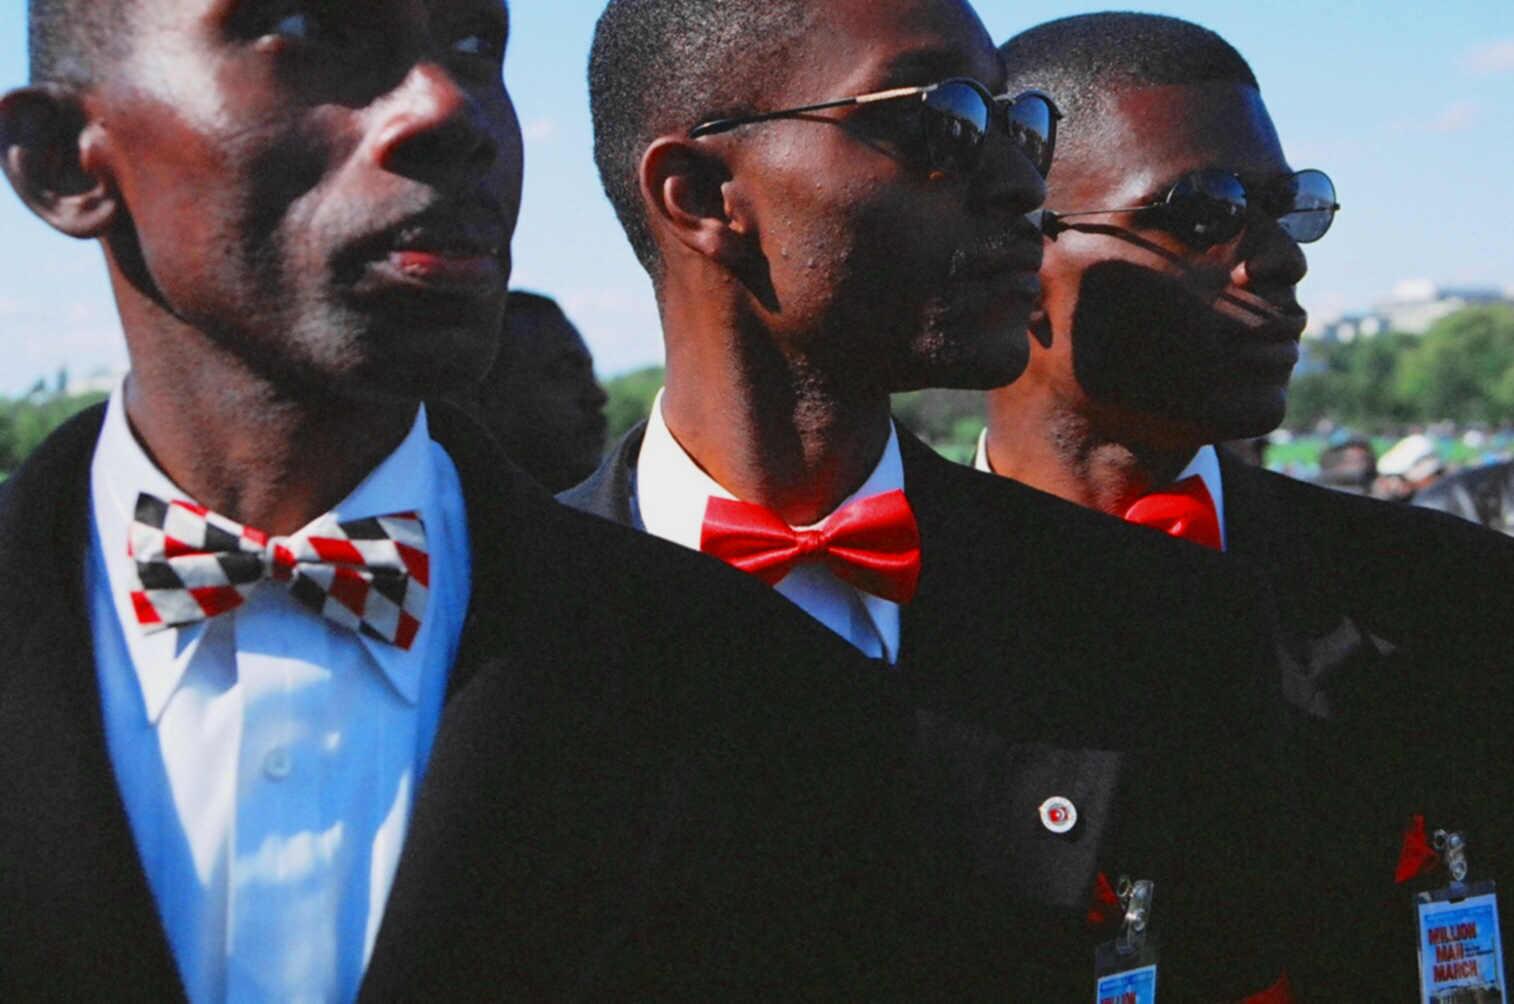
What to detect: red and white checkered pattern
<box><xmin>128</xmin><ymin>493</ymin><xmax>429</xmax><ymax>650</ymax></box>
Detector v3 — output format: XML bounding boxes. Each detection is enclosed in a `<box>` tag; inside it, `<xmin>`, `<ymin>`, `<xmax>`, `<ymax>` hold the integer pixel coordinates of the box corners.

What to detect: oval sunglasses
<box><xmin>689</xmin><ymin>78</ymin><xmax>1063</xmax><ymax>179</ymax></box>
<box><xmin>1042</xmin><ymin>167</ymin><xmax>1340</xmax><ymax>247</ymax></box>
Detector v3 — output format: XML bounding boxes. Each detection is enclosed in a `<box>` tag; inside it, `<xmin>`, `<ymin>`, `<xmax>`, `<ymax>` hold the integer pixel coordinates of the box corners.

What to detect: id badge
<box><xmin>1417</xmin><ymin>883</ymin><xmax>1505</xmax><ymax>1002</ymax></box>
<box><xmin>1094</xmin><ymin>953</ymin><xmax>1157</xmax><ymax>1004</ymax></box>
<box><xmin>1094</xmin><ymin>877</ymin><xmax>1158</xmax><ymax>1004</ymax></box>
<box><xmin>1413</xmin><ymin>828</ymin><xmax>1508</xmax><ymax>1002</ymax></box>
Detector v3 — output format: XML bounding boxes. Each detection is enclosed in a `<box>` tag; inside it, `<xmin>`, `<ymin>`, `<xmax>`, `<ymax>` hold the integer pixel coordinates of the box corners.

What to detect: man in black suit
<box><xmin>566</xmin><ymin>0</ymin><xmax>1295</xmax><ymax>995</ymax></box>
<box><xmin>0</xmin><ymin>0</ymin><xmax>918</xmax><ymax>999</ymax></box>
<box><xmin>986</xmin><ymin>13</ymin><xmax>1514</xmax><ymax>996</ymax></box>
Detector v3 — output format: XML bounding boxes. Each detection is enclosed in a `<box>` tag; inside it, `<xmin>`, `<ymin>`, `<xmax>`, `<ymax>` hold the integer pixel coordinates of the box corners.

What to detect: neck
<box><xmin>119</xmin><ymin>320</ymin><xmax>415</xmax><ymax>539</ymax></box>
<box><xmin>657</xmin><ymin>288</ymin><xmax>891</xmax><ymax>527</ymax></box>
<box><xmin>984</xmin><ymin>385</ymin><xmax>1200</xmax><ymax>517</ymax></box>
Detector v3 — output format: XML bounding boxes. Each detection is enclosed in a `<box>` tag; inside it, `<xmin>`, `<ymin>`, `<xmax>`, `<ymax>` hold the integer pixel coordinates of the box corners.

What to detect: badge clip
<box><xmin>1095</xmin><ymin>876</ymin><xmax>1159</xmax><ymax>1003</ymax></box>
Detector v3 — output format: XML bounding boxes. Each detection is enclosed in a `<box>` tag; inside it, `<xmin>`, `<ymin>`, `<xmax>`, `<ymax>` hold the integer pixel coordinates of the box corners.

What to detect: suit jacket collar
<box><xmin>559</xmin><ymin>420</ymin><xmax>644</xmax><ymax>527</ymax></box>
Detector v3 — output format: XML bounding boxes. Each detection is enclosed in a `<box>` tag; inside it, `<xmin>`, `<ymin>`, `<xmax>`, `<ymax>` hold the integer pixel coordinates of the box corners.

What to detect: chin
<box><xmin>1196</xmin><ymin>388</ymin><xmax>1289</xmax><ymax>442</ymax></box>
<box><xmin>890</xmin><ymin>322</ymin><xmax>1031</xmax><ymax>392</ymax></box>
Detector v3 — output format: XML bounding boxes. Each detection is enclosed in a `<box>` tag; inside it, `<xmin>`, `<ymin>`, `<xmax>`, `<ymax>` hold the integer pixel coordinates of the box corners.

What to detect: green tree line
<box><xmin>0</xmin><ymin>383</ymin><xmax>109</xmax><ymax>478</ymax></box>
<box><xmin>1287</xmin><ymin>304</ymin><xmax>1514</xmax><ymax>431</ymax></box>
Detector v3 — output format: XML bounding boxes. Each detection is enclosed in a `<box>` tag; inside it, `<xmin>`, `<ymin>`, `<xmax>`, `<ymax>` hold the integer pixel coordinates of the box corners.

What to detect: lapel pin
<box><xmin>1039</xmin><ymin>795</ymin><xmax>1078</xmax><ymax>834</ymax></box>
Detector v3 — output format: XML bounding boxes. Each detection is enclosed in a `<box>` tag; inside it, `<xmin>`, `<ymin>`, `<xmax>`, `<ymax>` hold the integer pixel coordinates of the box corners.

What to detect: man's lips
<box><xmin>951</xmin><ymin>229</ymin><xmax>1044</xmax><ymax>291</ymax></box>
<box><xmin>343</xmin><ymin>212</ymin><xmax>510</xmax><ymax>298</ymax></box>
<box><xmin>1217</xmin><ymin>291</ymin><xmax>1307</xmax><ymax>340</ymax></box>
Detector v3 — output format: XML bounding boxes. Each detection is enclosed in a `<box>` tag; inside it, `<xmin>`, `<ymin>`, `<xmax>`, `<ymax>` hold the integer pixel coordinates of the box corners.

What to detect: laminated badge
<box><xmin>1094</xmin><ymin>876</ymin><xmax>1158</xmax><ymax>1004</ymax></box>
<box><xmin>1416</xmin><ymin>828</ymin><xmax>1507</xmax><ymax>1003</ymax></box>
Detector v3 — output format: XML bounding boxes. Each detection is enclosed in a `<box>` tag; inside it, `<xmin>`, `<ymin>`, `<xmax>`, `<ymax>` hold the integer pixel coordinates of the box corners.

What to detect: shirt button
<box><xmin>263</xmin><ymin>746</ymin><xmax>293</xmax><ymax>781</ymax></box>
<box><xmin>1038</xmin><ymin>795</ymin><xmax>1078</xmax><ymax>834</ymax></box>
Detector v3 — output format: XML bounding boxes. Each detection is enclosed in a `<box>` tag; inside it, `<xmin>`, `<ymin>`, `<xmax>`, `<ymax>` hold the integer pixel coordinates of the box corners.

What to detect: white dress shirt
<box><xmin>87</xmin><ymin>386</ymin><xmax>471</xmax><ymax>1004</ymax></box>
<box><xmin>974</xmin><ymin>430</ymin><xmax>1228</xmax><ymax>550</ymax></box>
<box><xmin>634</xmin><ymin>390</ymin><xmax>903</xmax><ymax>662</ymax></box>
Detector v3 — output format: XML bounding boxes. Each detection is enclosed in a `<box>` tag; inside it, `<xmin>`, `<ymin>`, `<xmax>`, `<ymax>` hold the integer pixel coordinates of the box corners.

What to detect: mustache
<box><xmin>948</xmin><ymin>219</ymin><xmax>1044</xmax><ymax>277</ymax></box>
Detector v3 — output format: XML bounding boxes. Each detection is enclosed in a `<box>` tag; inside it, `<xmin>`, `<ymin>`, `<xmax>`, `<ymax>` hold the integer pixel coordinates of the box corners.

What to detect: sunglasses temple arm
<box><xmin>1047</xmin><ymin>205</ymin><xmax>1160</xmax><ymax>220</ymax></box>
<box><xmin>689</xmin><ymin>95</ymin><xmax>867</xmax><ymax>138</ymax></box>
<box><xmin>1039</xmin><ymin>204</ymin><xmax>1160</xmax><ymax>239</ymax></box>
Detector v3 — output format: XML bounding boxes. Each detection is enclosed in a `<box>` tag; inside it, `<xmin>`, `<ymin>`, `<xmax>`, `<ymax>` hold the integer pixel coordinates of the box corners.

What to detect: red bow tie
<box><xmin>1122</xmin><ymin>475</ymin><xmax>1222</xmax><ymax>551</ymax></box>
<box><xmin>128</xmin><ymin>493</ymin><xmax>430</xmax><ymax>650</ymax></box>
<box><xmin>699</xmin><ymin>489</ymin><xmax>921</xmax><ymax>603</ymax></box>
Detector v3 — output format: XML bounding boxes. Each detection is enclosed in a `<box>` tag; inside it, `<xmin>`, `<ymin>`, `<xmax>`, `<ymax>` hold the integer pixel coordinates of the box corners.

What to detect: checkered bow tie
<box><xmin>128</xmin><ymin>493</ymin><xmax>429</xmax><ymax>650</ymax></box>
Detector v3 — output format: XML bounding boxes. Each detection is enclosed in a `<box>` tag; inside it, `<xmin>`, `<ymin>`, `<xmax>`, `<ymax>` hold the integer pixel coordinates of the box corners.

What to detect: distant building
<box><xmin>1312</xmin><ymin>279</ymin><xmax>1511</xmax><ymax>343</ymax></box>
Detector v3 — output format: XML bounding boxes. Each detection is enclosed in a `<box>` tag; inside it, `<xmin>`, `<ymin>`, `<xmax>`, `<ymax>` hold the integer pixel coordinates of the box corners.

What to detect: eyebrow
<box><xmin>873</xmin><ymin>48</ymin><xmax>975</xmax><ymax>87</ymax></box>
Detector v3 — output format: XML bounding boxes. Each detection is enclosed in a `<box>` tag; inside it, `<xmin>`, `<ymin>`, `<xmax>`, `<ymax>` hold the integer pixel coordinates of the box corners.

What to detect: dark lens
<box><xmin>1276</xmin><ymin>168</ymin><xmax>1337</xmax><ymax>243</ymax></box>
<box><xmin>1004</xmin><ymin>92</ymin><xmax>1055</xmax><ymax>177</ymax></box>
<box><xmin>920</xmin><ymin>80</ymin><xmax>989</xmax><ymax>173</ymax></box>
<box><xmin>1163</xmin><ymin>169</ymin><xmax>1247</xmax><ymax>248</ymax></box>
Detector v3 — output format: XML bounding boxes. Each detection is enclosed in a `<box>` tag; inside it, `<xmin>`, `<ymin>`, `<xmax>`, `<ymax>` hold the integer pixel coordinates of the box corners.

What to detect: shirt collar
<box><xmin>635</xmin><ymin>388</ymin><xmax>905</xmax><ymax>550</ymax></box>
<box><xmin>1174</xmin><ymin>444</ymin><xmax>1227</xmax><ymax>550</ymax></box>
<box><xmin>91</xmin><ymin>383</ymin><xmax>439</xmax><ymax>721</ymax></box>
<box><xmin>973</xmin><ymin>427</ymin><xmax>992</xmax><ymax>474</ymax></box>
<box><xmin>974</xmin><ymin>430</ymin><xmax>1226</xmax><ymax>548</ymax></box>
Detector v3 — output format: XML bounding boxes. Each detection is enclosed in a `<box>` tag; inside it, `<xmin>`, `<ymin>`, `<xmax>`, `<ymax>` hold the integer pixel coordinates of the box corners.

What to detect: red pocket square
<box><xmin>1396</xmin><ymin>813</ymin><xmax>1439</xmax><ymax>884</ymax></box>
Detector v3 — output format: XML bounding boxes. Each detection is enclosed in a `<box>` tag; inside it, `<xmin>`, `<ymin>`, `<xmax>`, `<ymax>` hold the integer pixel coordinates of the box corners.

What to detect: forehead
<box><xmin>782</xmin><ymin>0</ymin><xmax>1002</xmax><ymax>96</ymax></box>
<box><xmin>124</xmin><ymin>0</ymin><xmax>508</xmax><ymax>41</ymax></box>
<box><xmin>1059</xmin><ymin>82</ymin><xmax>1289</xmax><ymax>202</ymax></box>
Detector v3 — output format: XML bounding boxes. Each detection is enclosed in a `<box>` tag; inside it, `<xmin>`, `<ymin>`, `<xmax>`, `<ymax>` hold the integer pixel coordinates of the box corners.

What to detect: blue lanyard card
<box><xmin>1416</xmin><ymin>884</ymin><xmax>1506</xmax><ymax>1002</ymax></box>
<box><xmin>1095</xmin><ymin>962</ymin><xmax>1157</xmax><ymax>1004</ymax></box>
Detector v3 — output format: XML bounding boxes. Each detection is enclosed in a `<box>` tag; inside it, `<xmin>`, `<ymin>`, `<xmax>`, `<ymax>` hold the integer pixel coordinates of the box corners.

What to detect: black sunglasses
<box><xmin>689</xmin><ymin>79</ymin><xmax>1062</xmax><ymax>179</ymax></box>
<box><xmin>1043</xmin><ymin>168</ymin><xmax>1340</xmax><ymax>247</ymax></box>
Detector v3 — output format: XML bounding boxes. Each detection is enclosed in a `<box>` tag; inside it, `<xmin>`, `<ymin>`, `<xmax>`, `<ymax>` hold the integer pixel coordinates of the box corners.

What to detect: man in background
<box><xmin>459</xmin><ymin>290</ymin><xmax>607</xmax><ymax>491</ymax></box>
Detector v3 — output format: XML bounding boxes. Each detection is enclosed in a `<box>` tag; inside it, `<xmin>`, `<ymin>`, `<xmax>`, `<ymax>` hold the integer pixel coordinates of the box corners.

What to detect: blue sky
<box><xmin>2</xmin><ymin>1</ymin><xmax>1513</xmax><ymax>394</ymax></box>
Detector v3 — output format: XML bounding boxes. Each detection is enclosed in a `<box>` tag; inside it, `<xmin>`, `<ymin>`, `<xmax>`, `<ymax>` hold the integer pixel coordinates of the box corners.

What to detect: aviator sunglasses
<box><xmin>1042</xmin><ymin>167</ymin><xmax>1340</xmax><ymax>247</ymax></box>
<box><xmin>689</xmin><ymin>79</ymin><xmax>1062</xmax><ymax>179</ymax></box>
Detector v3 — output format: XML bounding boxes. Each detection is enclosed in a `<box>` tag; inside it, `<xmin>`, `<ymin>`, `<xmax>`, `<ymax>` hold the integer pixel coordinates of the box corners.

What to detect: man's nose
<box><xmin>974</xmin><ymin>123</ymin><xmax>1046</xmax><ymax>217</ymax></box>
<box><xmin>368</xmin><ymin>63</ymin><xmax>498</xmax><ymax>184</ymax></box>
<box><xmin>1233</xmin><ymin>215</ymin><xmax>1308</xmax><ymax>290</ymax></box>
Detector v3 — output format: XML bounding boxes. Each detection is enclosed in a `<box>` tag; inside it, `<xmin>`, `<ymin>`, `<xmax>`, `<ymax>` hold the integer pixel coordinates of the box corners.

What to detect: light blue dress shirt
<box><xmin>86</xmin><ymin>388</ymin><xmax>470</xmax><ymax>1003</ymax></box>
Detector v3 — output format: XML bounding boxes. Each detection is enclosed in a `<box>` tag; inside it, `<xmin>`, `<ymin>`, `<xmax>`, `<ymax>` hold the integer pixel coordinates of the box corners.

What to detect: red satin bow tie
<box><xmin>1122</xmin><ymin>475</ymin><xmax>1222</xmax><ymax>551</ymax></box>
<box><xmin>699</xmin><ymin>489</ymin><xmax>922</xmax><ymax>603</ymax></box>
<box><xmin>128</xmin><ymin>493</ymin><xmax>430</xmax><ymax>650</ymax></box>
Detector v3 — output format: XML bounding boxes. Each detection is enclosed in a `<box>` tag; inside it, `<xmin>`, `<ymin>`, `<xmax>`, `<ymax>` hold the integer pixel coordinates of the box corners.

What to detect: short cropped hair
<box><xmin>588</xmin><ymin>0</ymin><xmax>811</xmax><ymax>279</ymax></box>
<box><xmin>999</xmin><ymin>13</ymin><xmax>1258</xmax><ymax>157</ymax></box>
<box><xmin>29</xmin><ymin>0</ymin><xmax>135</xmax><ymax>87</ymax></box>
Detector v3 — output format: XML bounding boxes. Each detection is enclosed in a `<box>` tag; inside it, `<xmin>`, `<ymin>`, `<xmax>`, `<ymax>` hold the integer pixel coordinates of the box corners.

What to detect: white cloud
<box><xmin>1428</xmin><ymin>100</ymin><xmax>1479</xmax><ymax>133</ymax></box>
<box><xmin>1466</xmin><ymin>39</ymin><xmax>1514</xmax><ymax>75</ymax></box>
<box><xmin>523</xmin><ymin>117</ymin><xmax>558</xmax><ymax>143</ymax></box>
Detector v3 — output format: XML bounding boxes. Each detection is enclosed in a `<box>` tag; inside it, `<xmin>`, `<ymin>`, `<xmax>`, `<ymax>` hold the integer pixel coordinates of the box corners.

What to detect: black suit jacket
<box><xmin>1218</xmin><ymin>454</ymin><xmax>1514</xmax><ymax>999</ymax></box>
<box><xmin>564</xmin><ymin>421</ymin><xmax>1294</xmax><ymax>999</ymax></box>
<box><xmin>0</xmin><ymin>403</ymin><xmax>929</xmax><ymax>1001</ymax></box>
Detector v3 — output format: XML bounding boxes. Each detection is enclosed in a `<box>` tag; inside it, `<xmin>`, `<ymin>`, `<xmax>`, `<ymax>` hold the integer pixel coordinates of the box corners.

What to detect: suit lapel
<box><xmin>1219</xmin><ymin>454</ymin><xmax>1391</xmax><ymax>720</ymax></box>
<box><xmin>556</xmin><ymin>421</ymin><xmax>645</xmax><ymax>526</ymax></box>
<box><xmin>0</xmin><ymin>406</ymin><xmax>186</xmax><ymax>999</ymax></box>
<box><xmin>361</xmin><ymin>404</ymin><xmax>679</xmax><ymax>999</ymax></box>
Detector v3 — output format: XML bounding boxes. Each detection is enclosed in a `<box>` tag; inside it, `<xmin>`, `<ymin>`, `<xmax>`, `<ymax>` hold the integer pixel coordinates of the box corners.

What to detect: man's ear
<box><xmin>639</xmin><ymin>136</ymin><xmax>754</xmax><ymax>271</ymax></box>
<box><xmin>0</xmin><ymin>85</ymin><xmax>119</xmax><ymax>239</ymax></box>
